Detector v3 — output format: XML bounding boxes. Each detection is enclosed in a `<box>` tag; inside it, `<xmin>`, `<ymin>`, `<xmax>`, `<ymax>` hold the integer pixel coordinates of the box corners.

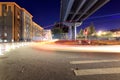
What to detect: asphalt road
<box><xmin>0</xmin><ymin>45</ymin><xmax>120</xmax><ymax>80</ymax></box>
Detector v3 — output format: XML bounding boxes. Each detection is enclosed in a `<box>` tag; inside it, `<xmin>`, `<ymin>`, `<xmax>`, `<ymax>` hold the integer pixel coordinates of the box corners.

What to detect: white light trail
<box><xmin>34</xmin><ymin>44</ymin><xmax>120</xmax><ymax>53</ymax></box>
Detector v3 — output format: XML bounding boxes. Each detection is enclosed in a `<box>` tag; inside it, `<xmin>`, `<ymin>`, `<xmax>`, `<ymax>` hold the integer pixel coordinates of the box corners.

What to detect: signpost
<box><xmin>84</xmin><ymin>28</ymin><xmax>88</xmax><ymax>40</ymax></box>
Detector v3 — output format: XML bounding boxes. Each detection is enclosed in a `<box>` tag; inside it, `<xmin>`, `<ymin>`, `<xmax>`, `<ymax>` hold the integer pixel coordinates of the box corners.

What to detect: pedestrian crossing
<box><xmin>69</xmin><ymin>59</ymin><xmax>120</xmax><ymax>76</ymax></box>
<box><xmin>70</xmin><ymin>59</ymin><xmax>120</xmax><ymax>64</ymax></box>
<box><xmin>74</xmin><ymin>67</ymin><xmax>120</xmax><ymax>76</ymax></box>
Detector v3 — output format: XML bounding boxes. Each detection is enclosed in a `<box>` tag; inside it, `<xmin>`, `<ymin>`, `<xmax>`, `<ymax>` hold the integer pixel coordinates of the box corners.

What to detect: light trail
<box><xmin>34</xmin><ymin>43</ymin><xmax>120</xmax><ymax>53</ymax></box>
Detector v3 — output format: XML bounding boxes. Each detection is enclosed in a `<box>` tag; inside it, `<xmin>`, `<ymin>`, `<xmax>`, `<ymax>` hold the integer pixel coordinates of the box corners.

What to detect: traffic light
<box><xmin>84</xmin><ymin>28</ymin><xmax>88</xmax><ymax>35</ymax></box>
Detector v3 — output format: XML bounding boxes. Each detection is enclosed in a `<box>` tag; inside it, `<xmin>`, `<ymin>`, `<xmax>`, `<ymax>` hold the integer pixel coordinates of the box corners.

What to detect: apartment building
<box><xmin>0</xmin><ymin>2</ymin><xmax>43</xmax><ymax>42</ymax></box>
<box><xmin>32</xmin><ymin>22</ymin><xmax>43</xmax><ymax>41</ymax></box>
<box><xmin>21</xmin><ymin>8</ymin><xmax>33</xmax><ymax>41</ymax></box>
<box><xmin>0</xmin><ymin>2</ymin><xmax>22</xmax><ymax>42</ymax></box>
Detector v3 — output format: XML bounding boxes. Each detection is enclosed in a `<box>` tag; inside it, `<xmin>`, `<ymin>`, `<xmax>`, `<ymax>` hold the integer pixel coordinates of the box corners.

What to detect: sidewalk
<box><xmin>0</xmin><ymin>42</ymin><xmax>33</xmax><ymax>55</ymax></box>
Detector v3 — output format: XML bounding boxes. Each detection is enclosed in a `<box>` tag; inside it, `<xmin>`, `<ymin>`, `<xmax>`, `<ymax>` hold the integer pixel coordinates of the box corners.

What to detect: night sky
<box><xmin>82</xmin><ymin>0</ymin><xmax>120</xmax><ymax>32</ymax></box>
<box><xmin>0</xmin><ymin>0</ymin><xmax>120</xmax><ymax>31</ymax></box>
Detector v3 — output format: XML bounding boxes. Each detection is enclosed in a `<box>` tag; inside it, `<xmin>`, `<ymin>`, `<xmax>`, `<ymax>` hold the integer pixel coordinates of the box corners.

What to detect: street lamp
<box><xmin>97</xmin><ymin>31</ymin><xmax>102</xmax><ymax>36</ymax></box>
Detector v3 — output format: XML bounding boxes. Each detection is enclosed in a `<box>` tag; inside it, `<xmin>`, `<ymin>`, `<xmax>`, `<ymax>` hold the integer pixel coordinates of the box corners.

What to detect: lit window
<box><xmin>24</xmin><ymin>29</ymin><xmax>26</xmax><ymax>32</ymax></box>
<box><xmin>18</xmin><ymin>34</ymin><xmax>19</xmax><ymax>37</ymax></box>
<box><xmin>12</xmin><ymin>39</ymin><xmax>14</xmax><ymax>42</ymax></box>
<box><xmin>4</xmin><ymin>13</ymin><xmax>7</xmax><ymax>16</ymax></box>
<box><xmin>4</xmin><ymin>40</ymin><xmax>7</xmax><ymax>42</ymax></box>
<box><xmin>4</xmin><ymin>33</ymin><xmax>7</xmax><ymax>36</ymax></box>
<box><xmin>0</xmin><ymin>39</ymin><xmax>2</xmax><ymax>42</ymax></box>
<box><xmin>17</xmin><ymin>15</ymin><xmax>20</xmax><ymax>19</ymax></box>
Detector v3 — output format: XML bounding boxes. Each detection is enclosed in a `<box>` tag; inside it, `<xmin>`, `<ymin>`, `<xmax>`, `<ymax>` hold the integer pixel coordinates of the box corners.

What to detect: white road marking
<box><xmin>74</xmin><ymin>67</ymin><xmax>120</xmax><ymax>76</ymax></box>
<box><xmin>67</xmin><ymin>56</ymin><xmax>80</xmax><ymax>59</ymax></box>
<box><xmin>70</xmin><ymin>60</ymin><xmax>120</xmax><ymax>64</ymax></box>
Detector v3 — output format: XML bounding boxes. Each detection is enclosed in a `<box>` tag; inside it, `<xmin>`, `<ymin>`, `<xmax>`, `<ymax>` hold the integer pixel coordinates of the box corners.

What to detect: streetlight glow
<box><xmin>97</xmin><ymin>31</ymin><xmax>102</xmax><ymax>36</ymax></box>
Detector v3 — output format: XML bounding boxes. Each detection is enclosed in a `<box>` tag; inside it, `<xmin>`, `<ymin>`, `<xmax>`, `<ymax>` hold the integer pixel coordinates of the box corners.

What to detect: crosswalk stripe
<box><xmin>70</xmin><ymin>60</ymin><xmax>120</xmax><ymax>64</ymax></box>
<box><xmin>67</xmin><ymin>56</ymin><xmax>80</xmax><ymax>59</ymax></box>
<box><xmin>74</xmin><ymin>67</ymin><xmax>120</xmax><ymax>76</ymax></box>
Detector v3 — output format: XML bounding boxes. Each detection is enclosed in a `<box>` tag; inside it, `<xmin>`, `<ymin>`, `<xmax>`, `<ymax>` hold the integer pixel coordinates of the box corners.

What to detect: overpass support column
<box><xmin>63</xmin><ymin>22</ymin><xmax>82</xmax><ymax>40</ymax></box>
<box><xmin>71</xmin><ymin>26</ymin><xmax>76</xmax><ymax>40</ymax></box>
<box><xmin>74</xmin><ymin>25</ymin><xmax>77</xmax><ymax>40</ymax></box>
<box><xmin>69</xmin><ymin>26</ymin><xmax>72</xmax><ymax>40</ymax></box>
<box><xmin>72</xmin><ymin>22</ymin><xmax>82</xmax><ymax>40</ymax></box>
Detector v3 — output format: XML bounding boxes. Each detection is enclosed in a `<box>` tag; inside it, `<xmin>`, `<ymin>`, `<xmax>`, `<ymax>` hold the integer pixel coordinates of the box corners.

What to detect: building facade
<box><xmin>0</xmin><ymin>2</ymin><xmax>43</xmax><ymax>42</ymax></box>
<box><xmin>0</xmin><ymin>2</ymin><xmax>22</xmax><ymax>42</ymax></box>
<box><xmin>43</xmin><ymin>30</ymin><xmax>52</xmax><ymax>40</ymax></box>
<box><xmin>21</xmin><ymin>8</ymin><xmax>33</xmax><ymax>41</ymax></box>
<box><xmin>32</xmin><ymin>22</ymin><xmax>43</xmax><ymax>41</ymax></box>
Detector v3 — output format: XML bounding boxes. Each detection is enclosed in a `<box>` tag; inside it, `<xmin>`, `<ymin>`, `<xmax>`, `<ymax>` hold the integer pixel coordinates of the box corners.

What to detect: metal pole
<box><xmin>69</xmin><ymin>26</ymin><xmax>72</xmax><ymax>40</ymax></box>
<box><xmin>74</xmin><ymin>23</ymin><xmax>77</xmax><ymax>40</ymax></box>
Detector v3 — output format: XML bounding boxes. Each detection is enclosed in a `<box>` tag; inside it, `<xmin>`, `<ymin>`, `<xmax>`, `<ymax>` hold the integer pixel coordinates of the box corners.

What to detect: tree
<box><xmin>77</xmin><ymin>29</ymin><xmax>83</xmax><ymax>37</ymax></box>
<box><xmin>52</xmin><ymin>28</ymin><xmax>63</xmax><ymax>34</ymax></box>
<box><xmin>87</xmin><ymin>23</ymin><xmax>96</xmax><ymax>36</ymax></box>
